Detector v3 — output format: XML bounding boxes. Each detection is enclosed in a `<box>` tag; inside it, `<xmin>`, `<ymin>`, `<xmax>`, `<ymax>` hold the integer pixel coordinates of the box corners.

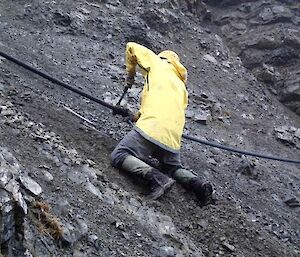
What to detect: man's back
<box><xmin>125</xmin><ymin>42</ymin><xmax>188</xmax><ymax>152</ymax></box>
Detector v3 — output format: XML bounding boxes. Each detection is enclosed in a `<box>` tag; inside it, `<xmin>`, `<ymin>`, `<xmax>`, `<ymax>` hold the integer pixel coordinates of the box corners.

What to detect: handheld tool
<box><xmin>116</xmin><ymin>86</ymin><xmax>130</xmax><ymax>106</ymax></box>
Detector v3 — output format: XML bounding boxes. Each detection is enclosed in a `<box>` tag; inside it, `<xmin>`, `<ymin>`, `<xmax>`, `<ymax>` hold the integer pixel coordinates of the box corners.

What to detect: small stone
<box><xmin>222</xmin><ymin>242</ymin><xmax>235</xmax><ymax>252</ymax></box>
<box><xmin>88</xmin><ymin>234</ymin><xmax>98</xmax><ymax>243</ymax></box>
<box><xmin>194</xmin><ymin>111</ymin><xmax>211</xmax><ymax>125</ymax></box>
<box><xmin>112</xmin><ymin>220</ymin><xmax>126</xmax><ymax>231</ymax></box>
<box><xmin>220</xmin><ymin>236</ymin><xmax>226</xmax><ymax>242</ymax></box>
<box><xmin>61</xmin><ymin>218</ymin><xmax>88</xmax><ymax>247</ymax></box>
<box><xmin>185</xmin><ymin>110</ymin><xmax>194</xmax><ymax>119</ymax></box>
<box><xmin>1</xmin><ymin>109</ymin><xmax>14</xmax><ymax>116</ymax></box>
<box><xmin>78</xmin><ymin>7</ymin><xmax>91</xmax><ymax>15</ymax></box>
<box><xmin>41</xmin><ymin>169</ymin><xmax>54</xmax><ymax>182</ymax></box>
<box><xmin>85</xmin><ymin>182</ymin><xmax>103</xmax><ymax>199</ymax></box>
<box><xmin>295</xmin><ymin>129</ymin><xmax>300</xmax><ymax>139</ymax></box>
<box><xmin>122</xmin><ymin>232</ymin><xmax>130</xmax><ymax>239</ymax></box>
<box><xmin>19</xmin><ymin>175</ymin><xmax>42</xmax><ymax>196</ymax></box>
<box><xmin>56</xmin><ymin>199</ymin><xmax>70</xmax><ymax>216</ymax></box>
<box><xmin>197</xmin><ymin>219</ymin><xmax>208</xmax><ymax>229</ymax></box>
<box><xmin>284</xmin><ymin>198</ymin><xmax>300</xmax><ymax>208</ymax></box>
<box><xmin>207</xmin><ymin>158</ymin><xmax>217</xmax><ymax>166</ymax></box>
<box><xmin>110</xmin><ymin>183</ymin><xmax>119</xmax><ymax>190</ymax></box>
<box><xmin>80</xmin><ymin>65</ymin><xmax>88</xmax><ymax>71</ymax></box>
<box><xmin>236</xmin><ymin>159</ymin><xmax>256</xmax><ymax>177</ymax></box>
<box><xmin>159</xmin><ymin>246</ymin><xmax>175</xmax><ymax>257</ymax></box>
<box><xmin>203</xmin><ymin>54</ymin><xmax>217</xmax><ymax>64</ymax></box>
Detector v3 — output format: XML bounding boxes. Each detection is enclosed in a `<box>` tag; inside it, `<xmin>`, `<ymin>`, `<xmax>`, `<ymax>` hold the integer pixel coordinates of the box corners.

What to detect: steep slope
<box><xmin>0</xmin><ymin>0</ymin><xmax>299</xmax><ymax>256</ymax></box>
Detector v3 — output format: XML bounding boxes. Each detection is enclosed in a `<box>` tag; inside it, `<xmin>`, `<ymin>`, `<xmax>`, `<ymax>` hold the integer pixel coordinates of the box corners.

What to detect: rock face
<box><xmin>202</xmin><ymin>0</ymin><xmax>300</xmax><ymax>114</ymax></box>
<box><xmin>0</xmin><ymin>147</ymin><xmax>27</xmax><ymax>256</ymax></box>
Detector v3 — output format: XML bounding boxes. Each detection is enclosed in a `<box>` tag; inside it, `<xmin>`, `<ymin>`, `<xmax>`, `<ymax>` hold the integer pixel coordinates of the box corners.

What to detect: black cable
<box><xmin>183</xmin><ymin>134</ymin><xmax>300</xmax><ymax>164</ymax></box>
<box><xmin>1</xmin><ymin>50</ymin><xmax>300</xmax><ymax>164</ymax></box>
<box><xmin>0</xmin><ymin>51</ymin><xmax>129</xmax><ymax>117</ymax></box>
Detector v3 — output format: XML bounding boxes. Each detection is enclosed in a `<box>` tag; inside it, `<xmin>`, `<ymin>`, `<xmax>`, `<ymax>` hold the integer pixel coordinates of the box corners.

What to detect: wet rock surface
<box><xmin>0</xmin><ymin>0</ymin><xmax>299</xmax><ymax>256</ymax></box>
<box><xmin>200</xmin><ymin>0</ymin><xmax>300</xmax><ymax>115</ymax></box>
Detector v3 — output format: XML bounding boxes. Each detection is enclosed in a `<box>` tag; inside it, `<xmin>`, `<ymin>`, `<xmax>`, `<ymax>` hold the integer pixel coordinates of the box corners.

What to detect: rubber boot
<box><xmin>173</xmin><ymin>168</ymin><xmax>213</xmax><ymax>205</ymax></box>
<box><xmin>144</xmin><ymin>169</ymin><xmax>175</xmax><ymax>200</ymax></box>
<box><xmin>189</xmin><ymin>178</ymin><xmax>213</xmax><ymax>206</ymax></box>
<box><xmin>121</xmin><ymin>155</ymin><xmax>174</xmax><ymax>200</ymax></box>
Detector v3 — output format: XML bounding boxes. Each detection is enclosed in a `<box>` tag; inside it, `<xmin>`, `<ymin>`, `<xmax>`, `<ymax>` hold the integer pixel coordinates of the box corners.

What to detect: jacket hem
<box><xmin>134</xmin><ymin>126</ymin><xmax>180</xmax><ymax>154</ymax></box>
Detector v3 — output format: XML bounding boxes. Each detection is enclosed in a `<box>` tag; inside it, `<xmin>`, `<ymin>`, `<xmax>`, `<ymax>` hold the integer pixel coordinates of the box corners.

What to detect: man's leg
<box><xmin>111</xmin><ymin>130</ymin><xmax>152</xmax><ymax>168</ymax></box>
<box><xmin>111</xmin><ymin>130</ymin><xmax>174</xmax><ymax>200</ymax></box>
<box><xmin>158</xmin><ymin>151</ymin><xmax>213</xmax><ymax>205</ymax></box>
<box><xmin>173</xmin><ymin>168</ymin><xmax>213</xmax><ymax>205</ymax></box>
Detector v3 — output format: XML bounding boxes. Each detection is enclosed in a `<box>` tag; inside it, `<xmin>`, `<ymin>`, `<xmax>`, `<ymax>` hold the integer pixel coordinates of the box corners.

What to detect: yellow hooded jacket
<box><xmin>126</xmin><ymin>42</ymin><xmax>188</xmax><ymax>153</ymax></box>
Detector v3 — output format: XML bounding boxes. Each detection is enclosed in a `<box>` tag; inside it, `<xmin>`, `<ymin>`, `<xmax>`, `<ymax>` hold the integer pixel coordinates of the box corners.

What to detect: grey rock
<box><xmin>236</xmin><ymin>159</ymin><xmax>256</xmax><ymax>177</ymax></box>
<box><xmin>259</xmin><ymin>5</ymin><xmax>292</xmax><ymax>24</ymax></box>
<box><xmin>61</xmin><ymin>217</ymin><xmax>88</xmax><ymax>247</ymax></box>
<box><xmin>185</xmin><ymin>110</ymin><xmax>194</xmax><ymax>119</ymax></box>
<box><xmin>88</xmin><ymin>234</ymin><xmax>98</xmax><ymax>243</ymax></box>
<box><xmin>257</xmin><ymin>64</ymin><xmax>281</xmax><ymax>83</ymax></box>
<box><xmin>0</xmin><ymin>109</ymin><xmax>15</xmax><ymax>116</ymax></box>
<box><xmin>205</xmin><ymin>1</ymin><xmax>300</xmax><ymax>116</ymax></box>
<box><xmin>19</xmin><ymin>175</ymin><xmax>43</xmax><ymax>196</ymax></box>
<box><xmin>85</xmin><ymin>182</ymin><xmax>103</xmax><ymax>199</ymax></box>
<box><xmin>53</xmin><ymin>12</ymin><xmax>72</xmax><ymax>27</ymax></box>
<box><xmin>203</xmin><ymin>54</ymin><xmax>218</xmax><ymax>64</ymax></box>
<box><xmin>295</xmin><ymin>129</ymin><xmax>300</xmax><ymax>139</ymax></box>
<box><xmin>141</xmin><ymin>8</ymin><xmax>179</xmax><ymax>36</ymax></box>
<box><xmin>194</xmin><ymin>111</ymin><xmax>212</xmax><ymax>125</ymax></box>
<box><xmin>67</xmin><ymin>169</ymin><xmax>88</xmax><ymax>184</ymax></box>
<box><xmin>81</xmin><ymin>165</ymin><xmax>97</xmax><ymax>181</ymax></box>
<box><xmin>284</xmin><ymin>197</ymin><xmax>300</xmax><ymax>208</ymax></box>
<box><xmin>159</xmin><ymin>246</ymin><xmax>176</xmax><ymax>257</ymax></box>
<box><xmin>274</xmin><ymin>125</ymin><xmax>300</xmax><ymax>146</ymax></box>
<box><xmin>222</xmin><ymin>241</ymin><xmax>235</xmax><ymax>252</ymax></box>
<box><xmin>0</xmin><ymin>149</ymin><xmax>27</xmax><ymax>253</ymax></box>
<box><xmin>41</xmin><ymin>169</ymin><xmax>54</xmax><ymax>182</ymax></box>
<box><xmin>207</xmin><ymin>158</ymin><xmax>218</xmax><ymax>166</ymax></box>
<box><xmin>112</xmin><ymin>220</ymin><xmax>126</xmax><ymax>231</ymax></box>
<box><xmin>56</xmin><ymin>199</ymin><xmax>70</xmax><ymax>217</ymax></box>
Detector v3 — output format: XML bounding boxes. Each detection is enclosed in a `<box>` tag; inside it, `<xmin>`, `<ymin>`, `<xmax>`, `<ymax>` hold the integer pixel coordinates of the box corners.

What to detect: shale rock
<box><xmin>202</xmin><ymin>0</ymin><xmax>300</xmax><ymax>115</ymax></box>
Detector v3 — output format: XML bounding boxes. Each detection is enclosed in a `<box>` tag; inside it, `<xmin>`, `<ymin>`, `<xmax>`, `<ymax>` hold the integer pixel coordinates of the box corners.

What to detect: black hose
<box><xmin>1</xmin><ymin>50</ymin><xmax>300</xmax><ymax>164</ymax></box>
<box><xmin>183</xmin><ymin>134</ymin><xmax>300</xmax><ymax>164</ymax></box>
<box><xmin>0</xmin><ymin>51</ymin><xmax>129</xmax><ymax>117</ymax></box>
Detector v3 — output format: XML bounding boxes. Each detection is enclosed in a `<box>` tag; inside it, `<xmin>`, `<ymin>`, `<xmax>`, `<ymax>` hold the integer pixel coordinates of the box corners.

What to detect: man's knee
<box><xmin>162</xmin><ymin>164</ymin><xmax>181</xmax><ymax>177</ymax></box>
<box><xmin>111</xmin><ymin>147</ymin><xmax>128</xmax><ymax>168</ymax></box>
<box><xmin>173</xmin><ymin>168</ymin><xmax>197</xmax><ymax>185</ymax></box>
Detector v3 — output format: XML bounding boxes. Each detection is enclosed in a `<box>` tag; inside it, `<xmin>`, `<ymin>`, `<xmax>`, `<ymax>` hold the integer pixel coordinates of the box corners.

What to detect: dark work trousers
<box><xmin>111</xmin><ymin>129</ymin><xmax>197</xmax><ymax>184</ymax></box>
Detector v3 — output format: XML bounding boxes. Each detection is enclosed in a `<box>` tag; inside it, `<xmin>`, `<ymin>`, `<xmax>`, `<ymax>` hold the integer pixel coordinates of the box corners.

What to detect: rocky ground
<box><xmin>0</xmin><ymin>0</ymin><xmax>299</xmax><ymax>257</ymax></box>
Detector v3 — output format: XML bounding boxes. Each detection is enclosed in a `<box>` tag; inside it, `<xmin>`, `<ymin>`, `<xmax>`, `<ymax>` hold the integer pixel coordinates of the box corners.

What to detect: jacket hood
<box><xmin>158</xmin><ymin>50</ymin><xmax>187</xmax><ymax>84</ymax></box>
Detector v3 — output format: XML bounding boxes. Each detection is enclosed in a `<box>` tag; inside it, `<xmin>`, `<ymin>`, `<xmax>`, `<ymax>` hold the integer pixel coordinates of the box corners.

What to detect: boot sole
<box><xmin>146</xmin><ymin>179</ymin><xmax>175</xmax><ymax>200</ymax></box>
<box><xmin>163</xmin><ymin>179</ymin><xmax>175</xmax><ymax>192</ymax></box>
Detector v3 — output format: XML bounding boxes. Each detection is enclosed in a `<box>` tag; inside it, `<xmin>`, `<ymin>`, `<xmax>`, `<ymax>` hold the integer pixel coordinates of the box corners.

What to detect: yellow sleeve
<box><xmin>125</xmin><ymin>42</ymin><xmax>157</xmax><ymax>77</ymax></box>
<box><xmin>184</xmin><ymin>89</ymin><xmax>189</xmax><ymax>109</ymax></box>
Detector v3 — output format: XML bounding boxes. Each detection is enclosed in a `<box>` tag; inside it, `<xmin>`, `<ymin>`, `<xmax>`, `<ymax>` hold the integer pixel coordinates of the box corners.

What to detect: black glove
<box><xmin>123</xmin><ymin>111</ymin><xmax>140</xmax><ymax>123</ymax></box>
<box><xmin>126</xmin><ymin>74</ymin><xmax>135</xmax><ymax>89</ymax></box>
<box><xmin>112</xmin><ymin>107</ymin><xmax>130</xmax><ymax>117</ymax></box>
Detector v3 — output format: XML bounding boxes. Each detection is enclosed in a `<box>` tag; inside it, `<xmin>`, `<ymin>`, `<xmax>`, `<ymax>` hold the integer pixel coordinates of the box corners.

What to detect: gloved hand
<box><xmin>124</xmin><ymin>111</ymin><xmax>140</xmax><ymax>124</ymax></box>
<box><xmin>112</xmin><ymin>106</ymin><xmax>130</xmax><ymax>117</ymax></box>
<box><xmin>129</xmin><ymin>111</ymin><xmax>141</xmax><ymax>123</ymax></box>
<box><xmin>126</xmin><ymin>74</ymin><xmax>135</xmax><ymax>89</ymax></box>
